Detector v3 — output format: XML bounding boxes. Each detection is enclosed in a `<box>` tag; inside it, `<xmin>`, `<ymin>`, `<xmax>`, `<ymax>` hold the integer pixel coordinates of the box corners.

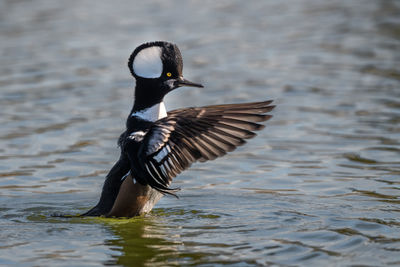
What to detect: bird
<box><xmin>82</xmin><ymin>41</ymin><xmax>275</xmax><ymax>217</ymax></box>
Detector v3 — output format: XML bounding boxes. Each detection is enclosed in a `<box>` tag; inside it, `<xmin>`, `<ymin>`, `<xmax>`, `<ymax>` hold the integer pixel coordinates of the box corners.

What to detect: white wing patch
<box><xmin>128</xmin><ymin>130</ymin><xmax>146</xmax><ymax>141</ymax></box>
<box><xmin>132</xmin><ymin>46</ymin><xmax>163</xmax><ymax>78</ymax></box>
<box><xmin>145</xmin><ymin>162</ymin><xmax>166</xmax><ymax>185</ymax></box>
<box><xmin>154</xmin><ymin>144</ymin><xmax>172</xmax><ymax>163</ymax></box>
<box><xmin>121</xmin><ymin>171</ymin><xmax>131</xmax><ymax>181</ymax></box>
<box><xmin>159</xmin><ymin>164</ymin><xmax>168</xmax><ymax>177</ymax></box>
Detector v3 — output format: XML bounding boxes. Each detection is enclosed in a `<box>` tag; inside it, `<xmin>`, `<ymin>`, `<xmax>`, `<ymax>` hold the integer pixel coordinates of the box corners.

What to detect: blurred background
<box><xmin>0</xmin><ymin>0</ymin><xmax>399</xmax><ymax>266</ymax></box>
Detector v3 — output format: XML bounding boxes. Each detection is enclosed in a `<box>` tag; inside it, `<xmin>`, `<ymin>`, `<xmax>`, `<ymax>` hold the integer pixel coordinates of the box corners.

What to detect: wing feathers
<box><xmin>222</xmin><ymin>113</ymin><xmax>272</xmax><ymax>122</ymax></box>
<box><xmin>126</xmin><ymin>100</ymin><xmax>275</xmax><ymax>195</ymax></box>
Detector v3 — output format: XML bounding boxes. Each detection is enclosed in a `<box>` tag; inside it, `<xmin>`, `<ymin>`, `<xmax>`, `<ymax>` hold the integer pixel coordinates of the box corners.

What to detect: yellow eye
<box><xmin>166</xmin><ymin>72</ymin><xmax>172</xmax><ymax>77</ymax></box>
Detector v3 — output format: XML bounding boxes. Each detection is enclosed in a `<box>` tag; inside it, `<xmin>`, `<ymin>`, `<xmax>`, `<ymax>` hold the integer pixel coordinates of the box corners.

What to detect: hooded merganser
<box><xmin>82</xmin><ymin>41</ymin><xmax>275</xmax><ymax>217</ymax></box>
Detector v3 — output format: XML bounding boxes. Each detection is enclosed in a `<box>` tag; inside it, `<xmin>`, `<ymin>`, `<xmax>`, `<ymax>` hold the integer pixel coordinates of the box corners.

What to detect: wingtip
<box><xmin>158</xmin><ymin>186</ymin><xmax>181</xmax><ymax>198</ymax></box>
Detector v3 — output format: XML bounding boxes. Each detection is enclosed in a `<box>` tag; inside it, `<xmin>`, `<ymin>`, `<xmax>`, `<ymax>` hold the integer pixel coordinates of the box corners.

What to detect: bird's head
<box><xmin>128</xmin><ymin>41</ymin><xmax>203</xmax><ymax>110</ymax></box>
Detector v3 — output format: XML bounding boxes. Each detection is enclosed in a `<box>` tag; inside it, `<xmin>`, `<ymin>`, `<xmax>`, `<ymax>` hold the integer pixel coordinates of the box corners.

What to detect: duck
<box><xmin>82</xmin><ymin>41</ymin><xmax>275</xmax><ymax>217</ymax></box>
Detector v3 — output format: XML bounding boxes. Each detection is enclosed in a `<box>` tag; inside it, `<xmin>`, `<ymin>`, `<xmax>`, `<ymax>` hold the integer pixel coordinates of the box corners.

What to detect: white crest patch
<box><xmin>131</xmin><ymin>102</ymin><xmax>167</xmax><ymax>122</ymax></box>
<box><xmin>132</xmin><ymin>46</ymin><xmax>163</xmax><ymax>78</ymax></box>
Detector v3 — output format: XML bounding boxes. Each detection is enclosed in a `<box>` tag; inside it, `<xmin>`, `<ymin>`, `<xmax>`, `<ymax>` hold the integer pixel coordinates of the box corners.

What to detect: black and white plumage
<box><xmin>121</xmin><ymin>101</ymin><xmax>274</xmax><ymax>195</ymax></box>
<box><xmin>82</xmin><ymin>41</ymin><xmax>274</xmax><ymax>216</ymax></box>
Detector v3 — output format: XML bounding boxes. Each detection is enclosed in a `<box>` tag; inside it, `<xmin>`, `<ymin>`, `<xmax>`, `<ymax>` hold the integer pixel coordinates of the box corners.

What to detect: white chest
<box><xmin>131</xmin><ymin>102</ymin><xmax>167</xmax><ymax>122</ymax></box>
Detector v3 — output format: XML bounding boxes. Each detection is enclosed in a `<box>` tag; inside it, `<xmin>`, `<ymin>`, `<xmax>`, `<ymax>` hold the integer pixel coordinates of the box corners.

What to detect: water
<box><xmin>1</xmin><ymin>0</ymin><xmax>399</xmax><ymax>266</ymax></box>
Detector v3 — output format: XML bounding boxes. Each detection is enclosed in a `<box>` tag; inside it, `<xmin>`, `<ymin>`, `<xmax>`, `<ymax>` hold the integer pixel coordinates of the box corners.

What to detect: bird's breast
<box><xmin>130</xmin><ymin>102</ymin><xmax>167</xmax><ymax>122</ymax></box>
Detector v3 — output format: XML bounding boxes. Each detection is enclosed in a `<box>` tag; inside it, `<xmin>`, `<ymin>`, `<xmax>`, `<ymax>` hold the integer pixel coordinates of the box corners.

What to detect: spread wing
<box><xmin>127</xmin><ymin>100</ymin><xmax>275</xmax><ymax>195</ymax></box>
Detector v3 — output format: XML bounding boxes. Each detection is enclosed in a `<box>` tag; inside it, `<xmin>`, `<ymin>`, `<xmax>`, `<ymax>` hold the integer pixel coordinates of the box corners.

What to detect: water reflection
<box><xmin>101</xmin><ymin>216</ymin><xmax>180</xmax><ymax>266</ymax></box>
<box><xmin>101</xmin><ymin>209</ymin><xmax>229</xmax><ymax>266</ymax></box>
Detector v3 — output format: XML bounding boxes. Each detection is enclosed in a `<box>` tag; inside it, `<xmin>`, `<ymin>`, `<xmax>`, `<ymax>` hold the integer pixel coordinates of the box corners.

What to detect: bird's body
<box><xmin>82</xmin><ymin>41</ymin><xmax>275</xmax><ymax>217</ymax></box>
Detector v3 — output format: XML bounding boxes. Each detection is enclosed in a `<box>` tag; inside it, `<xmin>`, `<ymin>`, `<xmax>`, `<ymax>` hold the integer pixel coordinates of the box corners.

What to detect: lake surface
<box><xmin>1</xmin><ymin>0</ymin><xmax>400</xmax><ymax>266</ymax></box>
